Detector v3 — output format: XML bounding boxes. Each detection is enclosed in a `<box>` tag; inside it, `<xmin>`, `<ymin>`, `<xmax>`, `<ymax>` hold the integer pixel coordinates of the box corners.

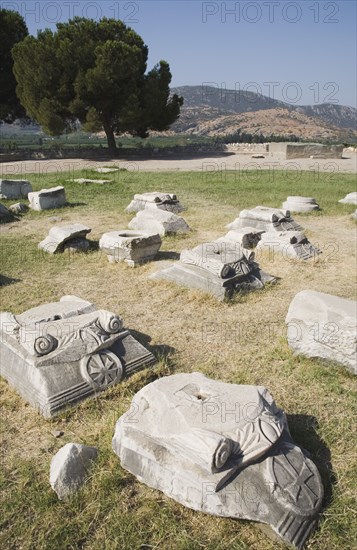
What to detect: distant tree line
<box><xmin>212</xmin><ymin>130</ymin><xmax>304</xmax><ymax>145</ymax></box>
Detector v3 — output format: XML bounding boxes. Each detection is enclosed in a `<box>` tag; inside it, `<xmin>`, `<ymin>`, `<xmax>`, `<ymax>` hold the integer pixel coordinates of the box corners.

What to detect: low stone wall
<box><xmin>269</xmin><ymin>142</ymin><xmax>344</xmax><ymax>159</ymax></box>
<box><xmin>0</xmin><ymin>144</ymin><xmax>228</xmax><ymax>163</ymax></box>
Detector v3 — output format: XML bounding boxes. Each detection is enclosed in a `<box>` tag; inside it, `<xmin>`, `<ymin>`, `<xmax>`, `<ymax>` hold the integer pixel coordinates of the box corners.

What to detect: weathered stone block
<box><xmin>257</xmin><ymin>231</ymin><xmax>321</xmax><ymax>260</ymax></box>
<box><xmin>0</xmin><ymin>295</ymin><xmax>155</xmax><ymax>416</ymax></box>
<box><xmin>0</xmin><ymin>203</ymin><xmax>15</xmax><ymax>223</ymax></box>
<box><xmin>38</xmin><ymin>224</ymin><xmax>91</xmax><ymax>254</ymax></box>
<box><xmin>286</xmin><ymin>290</ymin><xmax>356</xmax><ymax>374</ymax></box>
<box><xmin>151</xmin><ymin>240</ymin><xmax>276</xmax><ymax>300</ymax></box>
<box><xmin>71</xmin><ymin>178</ymin><xmax>112</xmax><ymax>184</ymax></box>
<box><xmin>338</xmin><ymin>192</ymin><xmax>357</xmax><ymax>205</ymax></box>
<box><xmin>128</xmin><ymin>207</ymin><xmax>190</xmax><ymax>236</ymax></box>
<box><xmin>50</xmin><ymin>443</ymin><xmax>98</xmax><ymax>499</ymax></box>
<box><xmin>113</xmin><ymin>373</ymin><xmax>323</xmax><ymax>549</ymax></box>
<box><xmin>227</xmin><ymin>206</ymin><xmax>304</xmax><ymax>232</ymax></box>
<box><xmin>125</xmin><ymin>192</ymin><xmax>184</xmax><ymax>214</ymax></box>
<box><xmin>269</xmin><ymin>142</ymin><xmax>343</xmax><ymax>159</ymax></box>
<box><xmin>99</xmin><ymin>230</ymin><xmax>162</xmax><ymax>266</ymax></box>
<box><xmin>0</xmin><ymin>179</ymin><xmax>32</xmax><ymax>199</ymax></box>
<box><xmin>215</xmin><ymin>227</ymin><xmax>263</xmax><ymax>249</ymax></box>
<box><xmin>28</xmin><ymin>186</ymin><xmax>67</xmax><ymax>211</ymax></box>
<box><xmin>282</xmin><ymin>196</ymin><xmax>320</xmax><ymax>213</ymax></box>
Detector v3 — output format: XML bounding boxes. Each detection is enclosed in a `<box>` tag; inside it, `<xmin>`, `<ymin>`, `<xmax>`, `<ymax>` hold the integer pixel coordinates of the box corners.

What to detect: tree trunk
<box><xmin>103</xmin><ymin>121</ymin><xmax>117</xmax><ymax>154</ymax></box>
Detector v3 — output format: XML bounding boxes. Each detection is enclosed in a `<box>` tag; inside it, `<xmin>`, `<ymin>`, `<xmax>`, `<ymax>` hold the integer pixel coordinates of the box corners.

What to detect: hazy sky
<box><xmin>3</xmin><ymin>0</ymin><xmax>356</xmax><ymax>107</ymax></box>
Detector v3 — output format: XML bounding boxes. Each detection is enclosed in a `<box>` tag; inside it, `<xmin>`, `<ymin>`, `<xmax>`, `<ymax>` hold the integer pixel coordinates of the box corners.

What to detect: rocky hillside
<box><xmin>171</xmin><ymin>85</ymin><xmax>357</xmax><ymax>141</ymax></box>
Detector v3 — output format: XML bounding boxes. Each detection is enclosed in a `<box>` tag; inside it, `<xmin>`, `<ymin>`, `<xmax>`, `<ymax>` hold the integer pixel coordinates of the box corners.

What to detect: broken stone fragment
<box><xmin>28</xmin><ymin>186</ymin><xmax>67</xmax><ymax>211</ymax></box>
<box><xmin>8</xmin><ymin>202</ymin><xmax>28</xmax><ymax>214</ymax></box>
<box><xmin>0</xmin><ymin>203</ymin><xmax>15</xmax><ymax>223</ymax></box>
<box><xmin>285</xmin><ymin>290</ymin><xmax>357</xmax><ymax>374</ymax></box>
<box><xmin>113</xmin><ymin>372</ymin><xmax>323</xmax><ymax>549</ymax></box>
<box><xmin>38</xmin><ymin>224</ymin><xmax>92</xmax><ymax>254</ymax></box>
<box><xmin>95</xmin><ymin>167</ymin><xmax>119</xmax><ymax>173</ymax></box>
<box><xmin>125</xmin><ymin>191</ymin><xmax>185</xmax><ymax>214</ymax></box>
<box><xmin>282</xmin><ymin>196</ymin><xmax>320</xmax><ymax>213</ymax></box>
<box><xmin>0</xmin><ymin>179</ymin><xmax>32</xmax><ymax>199</ymax></box>
<box><xmin>70</xmin><ymin>179</ymin><xmax>112</xmax><ymax>184</ymax></box>
<box><xmin>227</xmin><ymin>206</ymin><xmax>304</xmax><ymax>232</ymax></box>
<box><xmin>99</xmin><ymin>230</ymin><xmax>162</xmax><ymax>266</ymax></box>
<box><xmin>257</xmin><ymin>231</ymin><xmax>321</xmax><ymax>260</ymax></box>
<box><xmin>50</xmin><ymin>443</ymin><xmax>98</xmax><ymax>499</ymax></box>
<box><xmin>128</xmin><ymin>207</ymin><xmax>190</xmax><ymax>236</ymax></box>
<box><xmin>338</xmin><ymin>192</ymin><xmax>357</xmax><ymax>205</ymax></box>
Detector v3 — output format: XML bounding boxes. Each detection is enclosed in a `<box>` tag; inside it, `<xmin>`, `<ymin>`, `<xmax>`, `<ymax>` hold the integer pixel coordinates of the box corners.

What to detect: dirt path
<box><xmin>1</xmin><ymin>152</ymin><xmax>356</xmax><ymax>176</ymax></box>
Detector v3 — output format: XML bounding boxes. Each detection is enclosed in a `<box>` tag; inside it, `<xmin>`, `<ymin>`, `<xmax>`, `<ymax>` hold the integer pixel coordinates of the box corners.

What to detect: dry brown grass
<box><xmin>0</xmin><ymin>169</ymin><xmax>356</xmax><ymax>549</ymax></box>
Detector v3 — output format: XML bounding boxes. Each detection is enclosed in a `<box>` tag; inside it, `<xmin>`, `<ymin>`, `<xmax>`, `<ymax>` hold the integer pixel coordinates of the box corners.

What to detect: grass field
<box><xmin>0</xmin><ymin>167</ymin><xmax>356</xmax><ymax>550</ymax></box>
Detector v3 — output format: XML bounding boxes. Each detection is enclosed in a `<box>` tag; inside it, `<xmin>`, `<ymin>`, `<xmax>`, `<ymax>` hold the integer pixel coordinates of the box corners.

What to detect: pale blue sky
<box><xmin>2</xmin><ymin>0</ymin><xmax>356</xmax><ymax>106</ymax></box>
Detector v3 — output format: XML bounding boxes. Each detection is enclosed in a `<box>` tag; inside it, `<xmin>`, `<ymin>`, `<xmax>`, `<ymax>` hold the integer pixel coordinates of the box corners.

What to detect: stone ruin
<box><xmin>282</xmin><ymin>196</ymin><xmax>320</xmax><ymax>213</ymax></box>
<box><xmin>95</xmin><ymin>167</ymin><xmax>119</xmax><ymax>173</ymax></box>
<box><xmin>125</xmin><ymin>192</ymin><xmax>185</xmax><ymax>214</ymax></box>
<box><xmin>338</xmin><ymin>192</ymin><xmax>357</xmax><ymax>205</ymax></box>
<box><xmin>50</xmin><ymin>443</ymin><xmax>98</xmax><ymax>500</ymax></box>
<box><xmin>113</xmin><ymin>372</ymin><xmax>323</xmax><ymax>549</ymax></box>
<box><xmin>70</xmin><ymin>178</ymin><xmax>112</xmax><ymax>185</ymax></box>
<box><xmin>227</xmin><ymin>206</ymin><xmax>304</xmax><ymax>233</ymax></box>
<box><xmin>128</xmin><ymin>207</ymin><xmax>190</xmax><ymax>236</ymax></box>
<box><xmin>0</xmin><ymin>295</ymin><xmax>155</xmax><ymax>417</ymax></box>
<box><xmin>151</xmin><ymin>237</ymin><xmax>276</xmax><ymax>301</ymax></box>
<box><xmin>38</xmin><ymin>224</ymin><xmax>92</xmax><ymax>254</ymax></box>
<box><xmin>28</xmin><ymin>186</ymin><xmax>67</xmax><ymax>211</ymax></box>
<box><xmin>0</xmin><ymin>203</ymin><xmax>16</xmax><ymax>223</ymax></box>
<box><xmin>0</xmin><ymin>179</ymin><xmax>32</xmax><ymax>199</ymax></box>
<box><xmin>99</xmin><ymin>230</ymin><xmax>162</xmax><ymax>266</ymax></box>
<box><xmin>227</xmin><ymin>207</ymin><xmax>321</xmax><ymax>261</ymax></box>
<box><xmin>269</xmin><ymin>142</ymin><xmax>343</xmax><ymax>160</ymax></box>
<box><xmin>286</xmin><ymin>290</ymin><xmax>357</xmax><ymax>375</ymax></box>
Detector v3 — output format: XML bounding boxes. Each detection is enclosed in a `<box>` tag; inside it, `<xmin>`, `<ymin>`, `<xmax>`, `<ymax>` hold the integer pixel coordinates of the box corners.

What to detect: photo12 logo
<box><xmin>201</xmin><ymin>2</ymin><xmax>340</xmax><ymax>24</ymax></box>
<box><xmin>1</xmin><ymin>2</ymin><xmax>140</xmax><ymax>24</ymax></box>
<box><xmin>201</xmin><ymin>81</ymin><xmax>340</xmax><ymax>105</ymax></box>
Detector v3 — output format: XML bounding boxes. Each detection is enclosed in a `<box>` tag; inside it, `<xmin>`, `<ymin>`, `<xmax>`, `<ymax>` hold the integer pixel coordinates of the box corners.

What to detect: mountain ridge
<box><xmin>171</xmin><ymin>85</ymin><xmax>357</xmax><ymax>140</ymax></box>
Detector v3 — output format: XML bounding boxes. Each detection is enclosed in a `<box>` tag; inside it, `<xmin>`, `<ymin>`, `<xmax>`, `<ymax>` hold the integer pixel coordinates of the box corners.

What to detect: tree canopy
<box><xmin>0</xmin><ymin>9</ymin><xmax>28</xmax><ymax>122</ymax></box>
<box><xmin>12</xmin><ymin>17</ymin><xmax>183</xmax><ymax>151</ymax></box>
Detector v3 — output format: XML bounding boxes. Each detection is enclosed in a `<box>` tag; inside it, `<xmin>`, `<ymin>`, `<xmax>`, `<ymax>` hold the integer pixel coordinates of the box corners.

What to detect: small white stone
<box><xmin>50</xmin><ymin>443</ymin><xmax>98</xmax><ymax>499</ymax></box>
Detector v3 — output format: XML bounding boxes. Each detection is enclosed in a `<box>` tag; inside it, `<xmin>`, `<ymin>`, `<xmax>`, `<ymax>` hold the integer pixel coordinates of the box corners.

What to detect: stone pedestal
<box><xmin>113</xmin><ymin>373</ymin><xmax>323</xmax><ymax>549</ymax></box>
<box><xmin>151</xmin><ymin>240</ymin><xmax>276</xmax><ymax>300</ymax></box>
<box><xmin>0</xmin><ymin>295</ymin><xmax>156</xmax><ymax>417</ymax></box>
<box><xmin>99</xmin><ymin>230</ymin><xmax>162</xmax><ymax>266</ymax></box>
<box><xmin>28</xmin><ymin>186</ymin><xmax>67</xmax><ymax>210</ymax></box>
<box><xmin>0</xmin><ymin>179</ymin><xmax>32</xmax><ymax>199</ymax></box>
